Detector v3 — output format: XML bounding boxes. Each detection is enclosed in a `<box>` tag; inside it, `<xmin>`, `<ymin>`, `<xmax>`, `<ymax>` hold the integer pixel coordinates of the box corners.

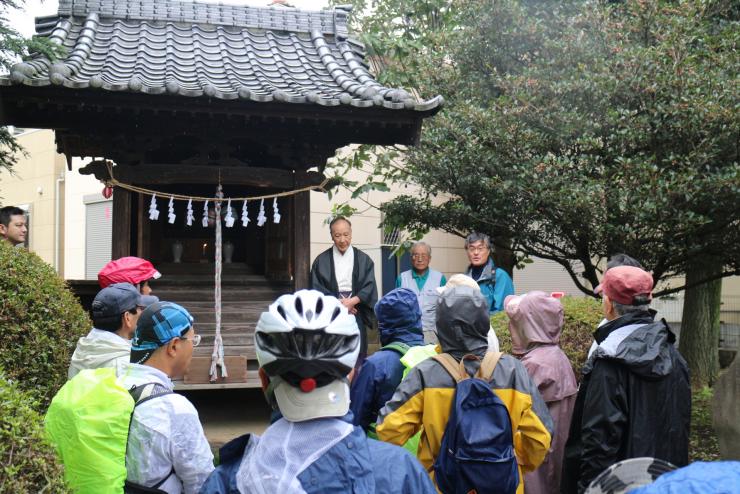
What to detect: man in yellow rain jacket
<box><xmin>376</xmin><ymin>285</ymin><xmax>553</xmax><ymax>494</ymax></box>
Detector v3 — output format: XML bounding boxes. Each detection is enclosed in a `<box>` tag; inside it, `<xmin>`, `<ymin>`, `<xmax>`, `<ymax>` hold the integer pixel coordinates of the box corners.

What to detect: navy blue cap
<box><xmin>92</xmin><ymin>283</ymin><xmax>143</xmax><ymax>319</ymax></box>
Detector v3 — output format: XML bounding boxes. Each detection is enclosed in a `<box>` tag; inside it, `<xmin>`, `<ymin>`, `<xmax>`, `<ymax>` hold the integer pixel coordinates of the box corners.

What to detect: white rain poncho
<box><xmin>68</xmin><ymin>328</ymin><xmax>131</xmax><ymax>379</ymax></box>
<box><xmin>119</xmin><ymin>363</ymin><xmax>214</xmax><ymax>494</ymax></box>
<box><xmin>236</xmin><ymin>416</ymin><xmax>354</xmax><ymax>494</ymax></box>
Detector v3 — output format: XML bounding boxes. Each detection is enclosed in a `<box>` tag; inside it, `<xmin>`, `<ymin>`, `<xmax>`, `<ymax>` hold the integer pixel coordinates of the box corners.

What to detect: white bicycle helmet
<box><xmin>255</xmin><ymin>290</ymin><xmax>360</xmax><ymax>389</ymax></box>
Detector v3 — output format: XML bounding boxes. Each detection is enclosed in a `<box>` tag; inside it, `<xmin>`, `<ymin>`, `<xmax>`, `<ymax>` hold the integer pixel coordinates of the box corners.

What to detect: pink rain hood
<box><xmin>506</xmin><ymin>291</ymin><xmax>578</xmax><ymax>494</ymax></box>
<box><xmin>505</xmin><ymin>291</ymin><xmax>577</xmax><ymax>402</ymax></box>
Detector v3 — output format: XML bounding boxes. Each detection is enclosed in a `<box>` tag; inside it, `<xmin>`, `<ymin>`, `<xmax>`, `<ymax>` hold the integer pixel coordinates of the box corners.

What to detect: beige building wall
<box><xmin>721</xmin><ymin>277</ymin><xmax>740</xmax><ymax>326</ymax></box>
<box><xmin>63</xmin><ymin>157</ymin><xmax>112</xmax><ymax>280</ymax></box>
<box><xmin>0</xmin><ymin>129</ymin><xmax>66</xmax><ymax>270</ymax></box>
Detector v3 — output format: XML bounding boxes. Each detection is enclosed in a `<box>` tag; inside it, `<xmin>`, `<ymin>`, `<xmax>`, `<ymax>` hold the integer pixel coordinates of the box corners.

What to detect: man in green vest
<box><xmin>396</xmin><ymin>241</ymin><xmax>447</xmax><ymax>343</ymax></box>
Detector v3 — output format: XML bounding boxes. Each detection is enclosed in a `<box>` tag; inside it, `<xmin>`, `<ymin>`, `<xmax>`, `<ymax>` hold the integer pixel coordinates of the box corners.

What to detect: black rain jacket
<box><xmin>561</xmin><ymin>310</ymin><xmax>691</xmax><ymax>494</ymax></box>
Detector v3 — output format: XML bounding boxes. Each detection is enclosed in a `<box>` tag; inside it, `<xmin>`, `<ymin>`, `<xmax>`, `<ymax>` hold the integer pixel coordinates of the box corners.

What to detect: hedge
<box><xmin>0</xmin><ymin>241</ymin><xmax>90</xmax><ymax>409</ymax></box>
<box><xmin>491</xmin><ymin>295</ymin><xmax>603</xmax><ymax>380</ymax></box>
<box><xmin>0</xmin><ymin>372</ymin><xmax>70</xmax><ymax>493</ymax></box>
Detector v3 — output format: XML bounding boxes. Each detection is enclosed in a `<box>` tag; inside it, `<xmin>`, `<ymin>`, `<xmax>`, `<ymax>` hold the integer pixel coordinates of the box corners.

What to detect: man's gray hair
<box><xmin>464</xmin><ymin>232</ymin><xmax>491</xmax><ymax>250</ymax></box>
<box><xmin>613</xmin><ymin>301</ymin><xmax>651</xmax><ymax>317</ymax></box>
<box><xmin>411</xmin><ymin>241</ymin><xmax>432</xmax><ymax>256</ymax></box>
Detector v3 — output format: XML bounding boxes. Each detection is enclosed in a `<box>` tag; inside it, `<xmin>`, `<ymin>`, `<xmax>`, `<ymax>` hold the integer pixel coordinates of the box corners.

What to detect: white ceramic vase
<box><xmin>172</xmin><ymin>240</ymin><xmax>183</xmax><ymax>263</ymax></box>
<box><xmin>223</xmin><ymin>241</ymin><xmax>234</xmax><ymax>264</ymax></box>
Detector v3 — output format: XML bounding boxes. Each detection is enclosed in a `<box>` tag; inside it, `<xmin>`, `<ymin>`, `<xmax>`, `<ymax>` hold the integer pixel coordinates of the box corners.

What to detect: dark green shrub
<box><xmin>491</xmin><ymin>295</ymin><xmax>603</xmax><ymax>380</ymax></box>
<box><xmin>0</xmin><ymin>241</ymin><xmax>90</xmax><ymax>409</ymax></box>
<box><xmin>690</xmin><ymin>386</ymin><xmax>720</xmax><ymax>462</ymax></box>
<box><xmin>0</xmin><ymin>372</ymin><xmax>70</xmax><ymax>493</ymax></box>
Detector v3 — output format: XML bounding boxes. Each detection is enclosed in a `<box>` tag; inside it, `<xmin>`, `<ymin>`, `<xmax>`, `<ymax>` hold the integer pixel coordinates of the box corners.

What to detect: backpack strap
<box><xmin>124</xmin><ymin>468</ymin><xmax>174</xmax><ymax>494</ymax></box>
<box><xmin>124</xmin><ymin>383</ymin><xmax>175</xmax><ymax>493</ymax></box>
<box><xmin>477</xmin><ymin>351</ymin><xmax>503</xmax><ymax>381</ymax></box>
<box><xmin>129</xmin><ymin>382</ymin><xmax>172</xmax><ymax>405</ymax></box>
<box><xmin>432</xmin><ymin>353</ymin><xmax>467</xmax><ymax>382</ymax></box>
<box><xmin>381</xmin><ymin>342</ymin><xmax>411</xmax><ymax>356</ymax></box>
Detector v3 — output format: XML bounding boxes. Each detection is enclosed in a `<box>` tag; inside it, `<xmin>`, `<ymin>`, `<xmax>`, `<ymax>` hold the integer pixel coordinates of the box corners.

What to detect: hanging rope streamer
<box><xmin>210</xmin><ymin>185</ymin><xmax>228</xmax><ymax>382</ymax></box>
<box><xmin>103</xmin><ymin>162</ymin><xmax>329</xmax><ymax>201</ymax></box>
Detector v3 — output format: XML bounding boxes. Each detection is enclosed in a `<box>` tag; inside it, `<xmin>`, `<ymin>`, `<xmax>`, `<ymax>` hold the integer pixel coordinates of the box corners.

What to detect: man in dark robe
<box><xmin>310</xmin><ymin>216</ymin><xmax>378</xmax><ymax>365</ymax></box>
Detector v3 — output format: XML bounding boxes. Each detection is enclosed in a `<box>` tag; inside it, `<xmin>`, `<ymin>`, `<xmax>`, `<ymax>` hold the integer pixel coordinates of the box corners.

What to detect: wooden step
<box><xmin>152</xmin><ymin>290</ymin><xmax>286</xmax><ymax>303</ymax></box>
<box><xmin>158</xmin><ymin>262</ymin><xmax>255</xmax><ymax>276</ymax></box>
<box><xmin>173</xmin><ymin>369</ymin><xmax>262</xmax><ymax>390</ymax></box>
<box><xmin>194</xmin><ymin>344</ymin><xmax>255</xmax><ymax>359</ymax></box>
<box><xmin>184</xmin><ymin>356</ymin><xmax>248</xmax><ymax>385</ymax></box>
<box><xmin>184</xmin><ymin>310</ymin><xmax>261</xmax><ymax>324</ymax></box>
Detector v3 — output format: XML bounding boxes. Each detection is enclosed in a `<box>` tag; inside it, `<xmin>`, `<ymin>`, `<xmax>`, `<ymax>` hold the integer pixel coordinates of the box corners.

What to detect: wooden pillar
<box><xmin>292</xmin><ymin>190</ymin><xmax>310</xmax><ymax>290</ymax></box>
<box><xmin>111</xmin><ymin>188</ymin><xmax>132</xmax><ymax>259</ymax></box>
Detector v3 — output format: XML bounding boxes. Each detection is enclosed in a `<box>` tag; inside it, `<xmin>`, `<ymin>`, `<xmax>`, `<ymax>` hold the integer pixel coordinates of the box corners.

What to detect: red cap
<box><xmin>98</xmin><ymin>257</ymin><xmax>162</xmax><ymax>288</ymax></box>
<box><xmin>595</xmin><ymin>266</ymin><xmax>653</xmax><ymax>305</ymax></box>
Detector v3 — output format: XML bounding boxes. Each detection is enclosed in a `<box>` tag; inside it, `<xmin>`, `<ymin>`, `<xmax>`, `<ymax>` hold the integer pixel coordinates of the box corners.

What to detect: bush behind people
<box><xmin>492</xmin><ymin>296</ymin><xmax>602</xmax><ymax>380</ymax></box>
<box><xmin>0</xmin><ymin>371</ymin><xmax>70</xmax><ymax>493</ymax></box>
<box><xmin>0</xmin><ymin>241</ymin><xmax>90</xmax><ymax>408</ymax></box>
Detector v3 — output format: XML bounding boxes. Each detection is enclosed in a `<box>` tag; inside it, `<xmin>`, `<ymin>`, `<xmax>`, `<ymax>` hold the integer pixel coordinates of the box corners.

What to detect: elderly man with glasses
<box><xmin>121</xmin><ymin>301</ymin><xmax>214</xmax><ymax>493</ymax></box>
<box><xmin>464</xmin><ymin>232</ymin><xmax>514</xmax><ymax>313</ymax></box>
<box><xmin>396</xmin><ymin>241</ymin><xmax>447</xmax><ymax>343</ymax></box>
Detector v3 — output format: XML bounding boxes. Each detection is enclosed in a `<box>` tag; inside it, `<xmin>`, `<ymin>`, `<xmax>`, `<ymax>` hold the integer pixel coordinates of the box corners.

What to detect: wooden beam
<box><xmin>292</xmin><ymin>190</ymin><xmax>311</xmax><ymax>290</ymax></box>
<box><xmin>111</xmin><ymin>188</ymin><xmax>132</xmax><ymax>259</ymax></box>
<box><xmin>79</xmin><ymin>161</ymin><xmax>326</xmax><ymax>189</ymax></box>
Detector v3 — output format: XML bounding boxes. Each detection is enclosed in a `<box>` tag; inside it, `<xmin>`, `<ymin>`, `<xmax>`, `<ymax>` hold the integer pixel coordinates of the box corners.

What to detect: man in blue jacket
<box><xmin>198</xmin><ymin>290</ymin><xmax>435</xmax><ymax>494</ymax></box>
<box><xmin>464</xmin><ymin>232</ymin><xmax>514</xmax><ymax>313</ymax></box>
<box><xmin>350</xmin><ymin>288</ymin><xmax>433</xmax><ymax>435</ymax></box>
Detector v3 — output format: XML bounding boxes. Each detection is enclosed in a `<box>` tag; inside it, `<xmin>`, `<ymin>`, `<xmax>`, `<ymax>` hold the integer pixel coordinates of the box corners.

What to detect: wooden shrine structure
<box><xmin>0</xmin><ymin>0</ymin><xmax>441</xmax><ymax>388</ymax></box>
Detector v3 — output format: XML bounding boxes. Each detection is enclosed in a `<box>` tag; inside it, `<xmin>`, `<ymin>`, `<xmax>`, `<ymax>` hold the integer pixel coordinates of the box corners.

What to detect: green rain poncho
<box><xmin>45</xmin><ymin>367</ymin><xmax>134</xmax><ymax>494</ymax></box>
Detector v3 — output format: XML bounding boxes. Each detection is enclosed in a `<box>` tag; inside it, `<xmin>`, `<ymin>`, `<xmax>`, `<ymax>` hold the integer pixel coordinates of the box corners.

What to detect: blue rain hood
<box><xmin>374</xmin><ymin>288</ymin><xmax>424</xmax><ymax>346</ymax></box>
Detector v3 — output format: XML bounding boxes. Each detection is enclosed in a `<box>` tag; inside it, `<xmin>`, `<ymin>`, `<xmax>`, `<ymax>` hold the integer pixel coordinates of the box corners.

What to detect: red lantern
<box><xmin>102</xmin><ymin>186</ymin><xmax>113</xmax><ymax>199</ymax></box>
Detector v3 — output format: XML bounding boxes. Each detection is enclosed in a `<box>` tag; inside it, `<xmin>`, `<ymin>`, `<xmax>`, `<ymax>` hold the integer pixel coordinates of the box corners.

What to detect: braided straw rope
<box><xmin>104</xmin><ymin>161</ymin><xmax>330</xmax><ymax>201</ymax></box>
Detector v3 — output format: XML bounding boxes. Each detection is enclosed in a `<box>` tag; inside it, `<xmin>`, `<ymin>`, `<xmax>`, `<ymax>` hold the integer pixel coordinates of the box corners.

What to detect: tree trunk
<box><xmin>492</xmin><ymin>235</ymin><xmax>515</xmax><ymax>278</ymax></box>
<box><xmin>678</xmin><ymin>259</ymin><xmax>723</xmax><ymax>387</ymax></box>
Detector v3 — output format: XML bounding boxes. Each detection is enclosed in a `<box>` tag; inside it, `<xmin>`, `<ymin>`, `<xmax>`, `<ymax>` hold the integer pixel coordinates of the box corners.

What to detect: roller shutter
<box><xmin>85</xmin><ymin>199</ymin><xmax>112</xmax><ymax>280</ymax></box>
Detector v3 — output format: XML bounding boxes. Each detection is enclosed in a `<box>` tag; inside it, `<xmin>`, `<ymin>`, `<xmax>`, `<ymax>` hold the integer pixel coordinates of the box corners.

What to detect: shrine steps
<box><xmin>152</xmin><ymin>266</ymin><xmax>291</xmax><ymax>389</ymax></box>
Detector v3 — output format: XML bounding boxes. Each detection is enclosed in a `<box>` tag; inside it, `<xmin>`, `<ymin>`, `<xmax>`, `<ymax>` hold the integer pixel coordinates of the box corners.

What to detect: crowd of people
<box><xmin>3</xmin><ymin>207</ymin><xmax>722</xmax><ymax>493</ymax></box>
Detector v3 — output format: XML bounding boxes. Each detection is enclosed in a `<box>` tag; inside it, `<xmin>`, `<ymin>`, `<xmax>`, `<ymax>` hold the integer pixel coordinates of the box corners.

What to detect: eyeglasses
<box><xmin>411</xmin><ymin>254</ymin><xmax>429</xmax><ymax>259</ymax></box>
<box><xmin>466</xmin><ymin>246</ymin><xmax>488</xmax><ymax>254</ymax></box>
<box><xmin>180</xmin><ymin>334</ymin><xmax>201</xmax><ymax>347</ymax></box>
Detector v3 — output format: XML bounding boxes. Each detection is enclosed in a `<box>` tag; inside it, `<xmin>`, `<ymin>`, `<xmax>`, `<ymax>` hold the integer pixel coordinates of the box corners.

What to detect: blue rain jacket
<box><xmin>198</xmin><ymin>414</ymin><xmax>436</xmax><ymax>494</ymax></box>
<box><xmin>465</xmin><ymin>258</ymin><xmax>514</xmax><ymax>313</ymax></box>
<box><xmin>350</xmin><ymin>288</ymin><xmax>425</xmax><ymax>432</ymax></box>
<box><xmin>630</xmin><ymin>461</ymin><xmax>740</xmax><ymax>494</ymax></box>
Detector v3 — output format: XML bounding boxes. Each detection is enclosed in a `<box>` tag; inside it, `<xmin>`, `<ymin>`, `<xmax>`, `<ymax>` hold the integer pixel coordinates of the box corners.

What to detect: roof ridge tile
<box><xmin>59</xmin><ymin>0</ymin><xmax>343</xmax><ymax>36</ymax></box>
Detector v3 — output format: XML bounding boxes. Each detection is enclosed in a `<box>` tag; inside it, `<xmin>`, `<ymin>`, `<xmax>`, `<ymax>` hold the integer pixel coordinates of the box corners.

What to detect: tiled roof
<box><xmin>4</xmin><ymin>0</ymin><xmax>442</xmax><ymax>112</ymax></box>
